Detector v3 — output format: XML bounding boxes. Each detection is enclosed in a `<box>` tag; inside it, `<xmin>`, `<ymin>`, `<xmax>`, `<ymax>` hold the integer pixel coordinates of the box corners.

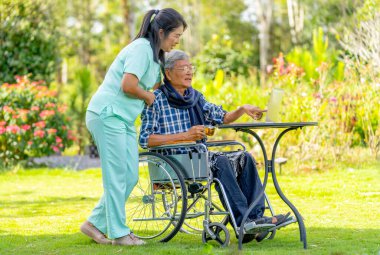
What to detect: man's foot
<box><xmin>112</xmin><ymin>233</ymin><xmax>146</xmax><ymax>246</ymax></box>
<box><xmin>255</xmin><ymin>212</ymin><xmax>292</xmax><ymax>226</ymax></box>
<box><xmin>80</xmin><ymin>221</ymin><xmax>111</xmax><ymax>244</ymax></box>
<box><xmin>244</xmin><ymin>219</ymin><xmax>275</xmax><ymax>234</ymax></box>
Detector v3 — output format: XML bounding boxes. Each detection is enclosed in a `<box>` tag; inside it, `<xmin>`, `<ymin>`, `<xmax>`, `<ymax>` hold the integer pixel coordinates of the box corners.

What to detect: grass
<box><xmin>0</xmin><ymin>161</ymin><xmax>379</xmax><ymax>255</ymax></box>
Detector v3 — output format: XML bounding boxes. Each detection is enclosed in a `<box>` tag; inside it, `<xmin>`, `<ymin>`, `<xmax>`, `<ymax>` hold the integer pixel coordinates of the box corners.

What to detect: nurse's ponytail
<box><xmin>134</xmin><ymin>8</ymin><xmax>187</xmax><ymax>66</ymax></box>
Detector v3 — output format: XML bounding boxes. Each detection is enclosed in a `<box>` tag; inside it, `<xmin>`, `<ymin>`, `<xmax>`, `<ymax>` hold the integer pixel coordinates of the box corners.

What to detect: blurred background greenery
<box><xmin>1</xmin><ymin>0</ymin><xmax>379</xmax><ymax>169</ymax></box>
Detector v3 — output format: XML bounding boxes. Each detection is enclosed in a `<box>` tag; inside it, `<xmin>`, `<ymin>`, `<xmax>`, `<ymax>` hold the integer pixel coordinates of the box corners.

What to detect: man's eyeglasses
<box><xmin>172</xmin><ymin>65</ymin><xmax>196</xmax><ymax>74</ymax></box>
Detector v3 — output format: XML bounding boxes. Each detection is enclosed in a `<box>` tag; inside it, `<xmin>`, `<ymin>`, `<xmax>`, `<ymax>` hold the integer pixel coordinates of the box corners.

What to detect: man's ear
<box><xmin>165</xmin><ymin>69</ymin><xmax>172</xmax><ymax>80</ymax></box>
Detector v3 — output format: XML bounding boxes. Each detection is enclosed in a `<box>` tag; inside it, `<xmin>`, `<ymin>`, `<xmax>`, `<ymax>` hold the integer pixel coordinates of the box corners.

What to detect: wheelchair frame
<box><xmin>125</xmin><ymin>140</ymin><xmax>286</xmax><ymax>247</ymax></box>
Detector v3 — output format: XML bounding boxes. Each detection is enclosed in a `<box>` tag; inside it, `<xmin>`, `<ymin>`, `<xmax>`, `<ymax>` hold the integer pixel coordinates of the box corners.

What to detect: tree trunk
<box><xmin>182</xmin><ymin>0</ymin><xmax>201</xmax><ymax>56</ymax></box>
<box><xmin>287</xmin><ymin>0</ymin><xmax>304</xmax><ymax>45</ymax></box>
<box><xmin>255</xmin><ymin>0</ymin><xmax>274</xmax><ymax>84</ymax></box>
<box><xmin>120</xmin><ymin>0</ymin><xmax>135</xmax><ymax>43</ymax></box>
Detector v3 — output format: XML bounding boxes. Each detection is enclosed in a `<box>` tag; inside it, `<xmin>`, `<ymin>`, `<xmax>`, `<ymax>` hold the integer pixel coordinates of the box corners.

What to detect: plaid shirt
<box><xmin>139</xmin><ymin>89</ymin><xmax>227</xmax><ymax>155</ymax></box>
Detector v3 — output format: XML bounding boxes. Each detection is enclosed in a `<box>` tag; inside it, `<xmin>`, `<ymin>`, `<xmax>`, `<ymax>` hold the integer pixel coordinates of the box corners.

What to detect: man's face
<box><xmin>166</xmin><ymin>59</ymin><xmax>194</xmax><ymax>91</ymax></box>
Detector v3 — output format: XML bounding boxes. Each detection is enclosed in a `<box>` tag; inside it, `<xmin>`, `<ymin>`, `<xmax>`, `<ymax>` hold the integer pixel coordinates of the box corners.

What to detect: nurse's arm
<box><xmin>153</xmin><ymin>82</ymin><xmax>160</xmax><ymax>90</ymax></box>
<box><xmin>122</xmin><ymin>73</ymin><xmax>155</xmax><ymax>105</ymax></box>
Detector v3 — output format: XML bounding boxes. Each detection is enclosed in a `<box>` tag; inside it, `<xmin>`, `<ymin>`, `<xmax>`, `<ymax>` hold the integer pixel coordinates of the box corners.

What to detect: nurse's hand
<box><xmin>144</xmin><ymin>91</ymin><xmax>156</xmax><ymax>106</ymax></box>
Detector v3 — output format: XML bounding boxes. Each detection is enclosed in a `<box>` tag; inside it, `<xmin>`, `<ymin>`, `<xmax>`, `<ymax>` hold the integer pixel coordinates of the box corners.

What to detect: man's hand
<box><xmin>242</xmin><ymin>105</ymin><xmax>267</xmax><ymax>120</ymax></box>
<box><xmin>186</xmin><ymin>125</ymin><xmax>206</xmax><ymax>141</ymax></box>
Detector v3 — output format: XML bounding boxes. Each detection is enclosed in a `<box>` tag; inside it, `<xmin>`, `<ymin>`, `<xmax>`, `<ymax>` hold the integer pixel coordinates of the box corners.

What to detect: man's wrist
<box><xmin>239</xmin><ymin>105</ymin><xmax>246</xmax><ymax>113</ymax></box>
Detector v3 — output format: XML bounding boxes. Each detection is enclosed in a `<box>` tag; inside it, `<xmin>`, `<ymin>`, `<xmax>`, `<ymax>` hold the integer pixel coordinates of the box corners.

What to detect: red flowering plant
<box><xmin>0</xmin><ymin>76</ymin><xmax>75</xmax><ymax>166</ymax></box>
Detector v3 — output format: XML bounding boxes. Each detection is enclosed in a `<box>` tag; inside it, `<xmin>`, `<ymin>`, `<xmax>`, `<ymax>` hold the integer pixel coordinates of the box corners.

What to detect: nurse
<box><xmin>80</xmin><ymin>8</ymin><xmax>187</xmax><ymax>246</ymax></box>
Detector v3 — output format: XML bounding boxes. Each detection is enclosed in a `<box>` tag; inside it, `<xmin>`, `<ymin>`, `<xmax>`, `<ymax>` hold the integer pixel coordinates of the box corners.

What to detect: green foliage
<box><xmin>298</xmin><ymin>0</ymin><xmax>363</xmax><ymax>50</ymax></box>
<box><xmin>194</xmin><ymin>33</ymin><xmax>256</xmax><ymax>79</ymax></box>
<box><xmin>61</xmin><ymin>65</ymin><xmax>97</xmax><ymax>154</ymax></box>
<box><xmin>266</xmin><ymin>52</ymin><xmax>380</xmax><ymax>163</ymax></box>
<box><xmin>340</xmin><ymin>0</ymin><xmax>380</xmax><ymax>72</ymax></box>
<box><xmin>356</xmin><ymin>0</ymin><xmax>380</xmax><ymax>21</ymax></box>
<box><xmin>0</xmin><ymin>76</ymin><xmax>75</xmax><ymax>167</ymax></box>
<box><xmin>61</xmin><ymin>0</ymin><xmax>128</xmax><ymax>81</ymax></box>
<box><xmin>286</xmin><ymin>27</ymin><xmax>344</xmax><ymax>82</ymax></box>
<box><xmin>0</xmin><ymin>0</ymin><xmax>60</xmax><ymax>84</ymax></box>
<box><xmin>195</xmin><ymin>45</ymin><xmax>379</xmax><ymax>166</ymax></box>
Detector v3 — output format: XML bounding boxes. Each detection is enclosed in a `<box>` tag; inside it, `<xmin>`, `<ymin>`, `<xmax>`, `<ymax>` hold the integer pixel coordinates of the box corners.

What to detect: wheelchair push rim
<box><xmin>125</xmin><ymin>152</ymin><xmax>187</xmax><ymax>242</ymax></box>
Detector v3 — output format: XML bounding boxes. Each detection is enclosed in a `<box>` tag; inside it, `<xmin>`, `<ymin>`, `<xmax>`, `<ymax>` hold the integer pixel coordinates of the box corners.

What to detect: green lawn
<box><xmin>0</xmin><ymin>162</ymin><xmax>379</xmax><ymax>255</ymax></box>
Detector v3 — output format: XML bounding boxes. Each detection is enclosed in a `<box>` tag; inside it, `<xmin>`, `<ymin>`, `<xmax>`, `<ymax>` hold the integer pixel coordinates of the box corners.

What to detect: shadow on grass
<box><xmin>0</xmin><ymin>227</ymin><xmax>379</xmax><ymax>255</ymax></box>
<box><xmin>1</xmin><ymin>196</ymin><xmax>98</xmax><ymax>206</ymax></box>
<box><xmin>0</xmin><ymin>196</ymin><xmax>98</xmax><ymax>218</ymax></box>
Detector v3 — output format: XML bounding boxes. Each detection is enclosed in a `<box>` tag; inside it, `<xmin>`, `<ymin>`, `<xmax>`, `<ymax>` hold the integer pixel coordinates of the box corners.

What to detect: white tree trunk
<box><xmin>255</xmin><ymin>0</ymin><xmax>274</xmax><ymax>75</ymax></box>
<box><xmin>287</xmin><ymin>0</ymin><xmax>304</xmax><ymax>44</ymax></box>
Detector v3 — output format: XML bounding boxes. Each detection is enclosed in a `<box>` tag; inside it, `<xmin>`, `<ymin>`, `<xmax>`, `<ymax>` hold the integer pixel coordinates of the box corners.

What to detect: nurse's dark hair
<box><xmin>134</xmin><ymin>8</ymin><xmax>187</xmax><ymax>66</ymax></box>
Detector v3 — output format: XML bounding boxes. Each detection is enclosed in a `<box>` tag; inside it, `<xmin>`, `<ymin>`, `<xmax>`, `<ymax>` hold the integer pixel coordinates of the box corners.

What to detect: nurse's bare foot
<box><xmin>80</xmin><ymin>221</ymin><xmax>111</xmax><ymax>244</ymax></box>
<box><xmin>112</xmin><ymin>233</ymin><xmax>146</xmax><ymax>246</ymax></box>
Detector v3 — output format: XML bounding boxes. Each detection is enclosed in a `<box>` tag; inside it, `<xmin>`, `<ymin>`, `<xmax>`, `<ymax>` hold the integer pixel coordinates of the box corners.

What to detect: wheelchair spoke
<box><xmin>127</xmin><ymin>152</ymin><xmax>187</xmax><ymax>241</ymax></box>
<box><xmin>215</xmin><ymin>235</ymin><xmax>224</xmax><ymax>245</ymax></box>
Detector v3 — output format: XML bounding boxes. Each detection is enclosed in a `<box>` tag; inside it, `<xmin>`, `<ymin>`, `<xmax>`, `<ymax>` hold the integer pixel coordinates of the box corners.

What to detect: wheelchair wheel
<box><xmin>181</xmin><ymin>183</ymin><xmax>229</xmax><ymax>234</ymax></box>
<box><xmin>126</xmin><ymin>152</ymin><xmax>187</xmax><ymax>242</ymax></box>
<box><xmin>202</xmin><ymin>222</ymin><xmax>230</xmax><ymax>247</ymax></box>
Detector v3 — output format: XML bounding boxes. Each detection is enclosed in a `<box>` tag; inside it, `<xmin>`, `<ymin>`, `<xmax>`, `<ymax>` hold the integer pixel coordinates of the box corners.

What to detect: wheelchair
<box><xmin>125</xmin><ymin>140</ymin><xmax>295</xmax><ymax>247</ymax></box>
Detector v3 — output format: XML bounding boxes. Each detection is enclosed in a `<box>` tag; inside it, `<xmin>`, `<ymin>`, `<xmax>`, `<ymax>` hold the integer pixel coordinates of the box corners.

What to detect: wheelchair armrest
<box><xmin>148</xmin><ymin>141</ymin><xmax>198</xmax><ymax>151</ymax></box>
<box><xmin>206</xmin><ymin>140</ymin><xmax>246</xmax><ymax>150</ymax></box>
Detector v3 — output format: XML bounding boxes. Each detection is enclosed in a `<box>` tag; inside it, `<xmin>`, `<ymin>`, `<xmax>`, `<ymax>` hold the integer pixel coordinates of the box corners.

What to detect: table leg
<box><xmin>237</xmin><ymin>128</ymin><xmax>307</xmax><ymax>250</ymax></box>
<box><xmin>237</xmin><ymin>129</ymin><xmax>269</xmax><ymax>251</ymax></box>
<box><xmin>270</xmin><ymin>127</ymin><xmax>307</xmax><ymax>249</ymax></box>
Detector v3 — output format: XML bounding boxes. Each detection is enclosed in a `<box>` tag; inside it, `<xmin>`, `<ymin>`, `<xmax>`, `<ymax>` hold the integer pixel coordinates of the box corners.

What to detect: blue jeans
<box><xmin>212</xmin><ymin>152</ymin><xmax>265</xmax><ymax>226</ymax></box>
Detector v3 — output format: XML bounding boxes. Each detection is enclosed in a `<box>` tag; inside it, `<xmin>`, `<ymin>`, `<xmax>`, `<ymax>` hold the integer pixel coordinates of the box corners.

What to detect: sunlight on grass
<box><xmin>0</xmin><ymin>162</ymin><xmax>379</xmax><ymax>255</ymax></box>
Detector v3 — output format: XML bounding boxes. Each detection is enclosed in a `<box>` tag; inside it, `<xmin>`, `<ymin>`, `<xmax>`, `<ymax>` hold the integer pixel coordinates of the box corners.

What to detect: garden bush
<box><xmin>0</xmin><ymin>76</ymin><xmax>75</xmax><ymax>167</ymax></box>
<box><xmin>192</xmin><ymin>49</ymin><xmax>379</xmax><ymax>170</ymax></box>
<box><xmin>285</xmin><ymin>27</ymin><xmax>345</xmax><ymax>83</ymax></box>
<box><xmin>194</xmin><ymin>32</ymin><xmax>256</xmax><ymax>79</ymax></box>
<box><xmin>0</xmin><ymin>0</ymin><xmax>61</xmax><ymax>84</ymax></box>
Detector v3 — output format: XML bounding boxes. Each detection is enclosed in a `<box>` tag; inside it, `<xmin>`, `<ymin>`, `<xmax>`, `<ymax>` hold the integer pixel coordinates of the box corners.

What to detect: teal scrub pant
<box><xmin>85</xmin><ymin>107</ymin><xmax>139</xmax><ymax>239</ymax></box>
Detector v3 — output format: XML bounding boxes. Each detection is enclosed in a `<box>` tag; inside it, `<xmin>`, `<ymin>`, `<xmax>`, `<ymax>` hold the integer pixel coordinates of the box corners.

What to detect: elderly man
<box><xmin>139</xmin><ymin>50</ymin><xmax>290</xmax><ymax>243</ymax></box>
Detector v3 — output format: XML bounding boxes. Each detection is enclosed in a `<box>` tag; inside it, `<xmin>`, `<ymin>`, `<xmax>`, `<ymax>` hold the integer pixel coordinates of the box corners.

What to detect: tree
<box><xmin>287</xmin><ymin>0</ymin><xmax>304</xmax><ymax>44</ymax></box>
<box><xmin>340</xmin><ymin>0</ymin><xmax>380</xmax><ymax>69</ymax></box>
<box><xmin>0</xmin><ymin>0</ymin><xmax>60</xmax><ymax>84</ymax></box>
<box><xmin>121</xmin><ymin>0</ymin><xmax>137</xmax><ymax>43</ymax></box>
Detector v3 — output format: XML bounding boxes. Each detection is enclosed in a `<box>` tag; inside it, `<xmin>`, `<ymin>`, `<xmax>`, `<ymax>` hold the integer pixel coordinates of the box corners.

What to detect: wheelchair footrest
<box><xmin>268</xmin><ymin>216</ymin><xmax>297</xmax><ymax>232</ymax></box>
<box><xmin>244</xmin><ymin>223</ymin><xmax>275</xmax><ymax>234</ymax></box>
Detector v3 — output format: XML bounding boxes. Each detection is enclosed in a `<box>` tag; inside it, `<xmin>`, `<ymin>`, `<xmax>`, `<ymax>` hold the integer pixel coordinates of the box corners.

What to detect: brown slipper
<box><xmin>80</xmin><ymin>221</ymin><xmax>111</xmax><ymax>245</ymax></box>
<box><xmin>112</xmin><ymin>233</ymin><xmax>146</xmax><ymax>246</ymax></box>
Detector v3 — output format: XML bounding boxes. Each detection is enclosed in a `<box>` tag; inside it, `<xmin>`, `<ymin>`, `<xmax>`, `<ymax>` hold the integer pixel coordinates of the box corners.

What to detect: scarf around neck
<box><xmin>159</xmin><ymin>78</ymin><xmax>205</xmax><ymax>125</ymax></box>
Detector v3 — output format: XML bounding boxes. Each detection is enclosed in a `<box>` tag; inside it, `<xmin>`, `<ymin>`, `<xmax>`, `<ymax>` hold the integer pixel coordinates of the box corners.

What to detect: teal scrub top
<box><xmin>87</xmin><ymin>38</ymin><xmax>161</xmax><ymax>124</ymax></box>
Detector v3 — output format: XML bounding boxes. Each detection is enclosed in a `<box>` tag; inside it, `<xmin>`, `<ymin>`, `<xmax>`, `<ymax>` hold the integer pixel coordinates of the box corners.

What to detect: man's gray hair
<box><xmin>164</xmin><ymin>50</ymin><xmax>189</xmax><ymax>69</ymax></box>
